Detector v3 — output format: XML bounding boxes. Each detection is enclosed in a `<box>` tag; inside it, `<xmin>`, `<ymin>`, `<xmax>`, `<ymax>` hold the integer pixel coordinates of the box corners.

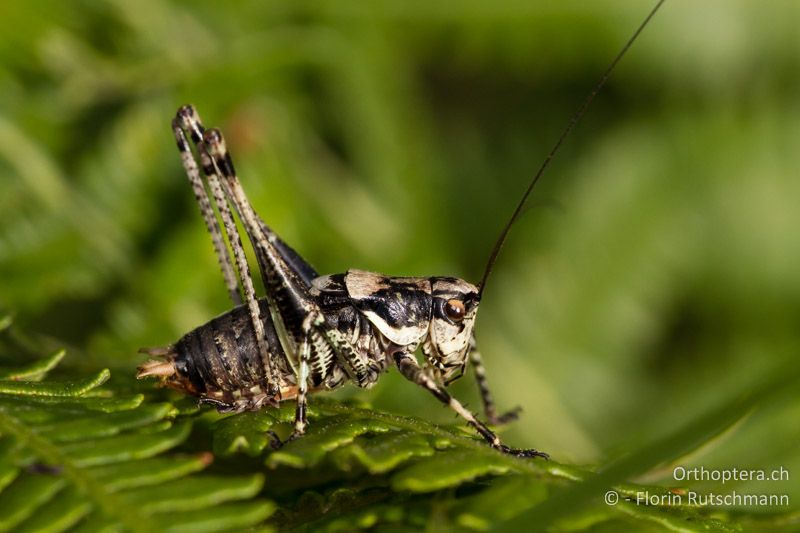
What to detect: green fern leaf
<box><xmin>0</xmin><ymin>352</ymin><xmax>275</xmax><ymax>533</ymax></box>
<box><xmin>1</xmin><ymin>328</ymin><xmax>795</xmax><ymax>531</ymax></box>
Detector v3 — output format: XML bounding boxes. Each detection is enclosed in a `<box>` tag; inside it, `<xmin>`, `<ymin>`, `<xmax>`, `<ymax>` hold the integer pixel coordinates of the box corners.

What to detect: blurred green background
<box><xmin>1</xmin><ymin>0</ymin><xmax>798</xmax><ymax>509</ymax></box>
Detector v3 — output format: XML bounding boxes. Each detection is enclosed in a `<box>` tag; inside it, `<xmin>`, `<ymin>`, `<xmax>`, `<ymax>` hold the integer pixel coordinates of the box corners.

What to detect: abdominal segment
<box><xmin>139</xmin><ymin>300</ymin><xmax>298</xmax><ymax>411</ymax></box>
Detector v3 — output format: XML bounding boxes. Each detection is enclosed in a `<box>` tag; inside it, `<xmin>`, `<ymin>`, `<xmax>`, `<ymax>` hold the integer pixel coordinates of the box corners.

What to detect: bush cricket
<box><xmin>138</xmin><ymin>1</ymin><xmax>665</xmax><ymax>458</ymax></box>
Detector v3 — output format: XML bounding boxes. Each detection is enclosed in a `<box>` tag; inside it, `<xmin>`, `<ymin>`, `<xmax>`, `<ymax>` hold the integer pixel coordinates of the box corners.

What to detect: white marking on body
<box><xmin>361</xmin><ymin>310</ymin><xmax>428</xmax><ymax>346</ymax></box>
<box><xmin>345</xmin><ymin>270</ymin><xmax>429</xmax><ymax>299</ymax></box>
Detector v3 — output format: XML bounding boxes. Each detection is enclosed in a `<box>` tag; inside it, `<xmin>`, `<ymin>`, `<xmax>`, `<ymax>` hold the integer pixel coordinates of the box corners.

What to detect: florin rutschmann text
<box><xmin>603</xmin><ymin>466</ymin><xmax>791</xmax><ymax>509</ymax></box>
<box><xmin>635</xmin><ymin>490</ymin><xmax>789</xmax><ymax>507</ymax></box>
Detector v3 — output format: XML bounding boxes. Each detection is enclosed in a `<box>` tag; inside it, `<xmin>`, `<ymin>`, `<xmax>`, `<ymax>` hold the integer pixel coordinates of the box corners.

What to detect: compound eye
<box><xmin>444</xmin><ymin>299</ymin><xmax>466</xmax><ymax>322</ymax></box>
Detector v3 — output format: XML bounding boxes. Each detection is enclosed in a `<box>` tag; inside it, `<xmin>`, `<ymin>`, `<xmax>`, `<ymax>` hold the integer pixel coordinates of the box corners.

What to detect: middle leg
<box><xmin>468</xmin><ymin>337</ymin><xmax>522</xmax><ymax>426</ymax></box>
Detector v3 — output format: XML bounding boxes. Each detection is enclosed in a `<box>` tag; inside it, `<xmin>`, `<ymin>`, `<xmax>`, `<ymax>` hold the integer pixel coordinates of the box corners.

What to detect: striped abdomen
<box><xmin>137</xmin><ymin>299</ymin><xmax>299</xmax><ymax>411</ymax></box>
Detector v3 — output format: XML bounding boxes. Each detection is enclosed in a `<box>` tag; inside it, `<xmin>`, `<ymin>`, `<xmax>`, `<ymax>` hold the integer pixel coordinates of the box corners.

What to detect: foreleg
<box><xmin>394</xmin><ymin>352</ymin><xmax>547</xmax><ymax>459</ymax></box>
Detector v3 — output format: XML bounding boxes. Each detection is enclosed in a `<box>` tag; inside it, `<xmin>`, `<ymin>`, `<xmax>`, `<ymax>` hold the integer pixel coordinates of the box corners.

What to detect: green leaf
<box><xmin>0</xmin><ymin>334</ymin><xmax>792</xmax><ymax>531</ymax></box>
<box><xmin>333</xmin><ymin>430</ymin><xmax>436</xmax><ymax>474</ymax></box>
<box><xmin>454</xmin><ymin>475</ymin><xmax>549</xmax><ymax>530</ymax></box>
<box><xmin>213</xmin><ymin>410</ymin><xmax>281</xmax><ymax>457</ymax></box>
<box><xmin>0</xmin><ymin>393</ymin><xmax>145</xmax><ymax>413</ymax></box>
<box><xmin>15</xmin><ymin>487</ymin><xmax>92</xmax><ymax>533</ymax></box>
<box><xmin>36</xmin><ymin>403</ymin><xmax>175</xmax><ymax>442</ymax></box>
<box><xmin>267</xmin><ymin>414</ymin><xmax>394</xmax><ymax>468</ymax></box>
<box><xmin>122</xmin><ymin>474</ymin><xmax>265</xmax><ymax>514</ymax></box>
<box><xmin>0</xmin><ymin>475</ymin><xmax>66</xmax><ymax>531</ymax></box>
<box><xmin>0</xmin><ymin>368</ymin><xmax>110</xmax><ymax>396</ymax></box>
<box><xmin>391</xmin><ymin>449</ymin><xmax>513</xmax><ymax>492</ymax></box>
<box><xmin>503</xmin><ymin>369</ymin><xmax>799</xmax><ymax>531</ymax></box>
<box><xmin>0</xmin><ymin>354</ymin><xmax>276</xmax><ymax>533</ymax></box>
<box><xmin>59</xmin><ymin>420</ymin><xmax>192</xmax><ymax>467</ymax></box>
<box><xmin>90</xmin><ymin>454</ymin><xmax>213</xmax><ymax>491</ymax></box>
<box><xmin>155</xmin><ymin>501</ymin><xmax>276</xmax><ymax>533</ymax></box>
<box><xmin>0</xmin><ymin>349</ymin><xmax>65</xmax><ymax>381</ymax></box>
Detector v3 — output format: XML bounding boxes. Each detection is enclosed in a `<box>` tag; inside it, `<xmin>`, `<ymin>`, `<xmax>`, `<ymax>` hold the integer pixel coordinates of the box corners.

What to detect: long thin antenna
<box><xmin>478</xmin><ymin>0</ymin><xmax>665</xmax><ymax>294</ymax></box>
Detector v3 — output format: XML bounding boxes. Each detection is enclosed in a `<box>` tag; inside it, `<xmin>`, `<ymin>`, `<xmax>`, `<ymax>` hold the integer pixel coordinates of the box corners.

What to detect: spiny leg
<box><xmin>183</xmin><ymin>107</ymin><xmax>354</xmax><ymax>402</ymax></box>
<box><xmin>181</xmin><ymin>113</ymin><xmax>311</xmax><ymax>320</ymax></box>
<box><xmin>292</xmin><ymin>313</ymin><xmax>315</xmax><ymax>438</ymax></box>
<box><xmin>270</xmin><ymin>303</ymin><xmax>388</xmax><ymax>450</ymax></box>
<box><xmin>203</xmin><ymin>124</ymin><xmax>368</xmax><ymax>386</ymax></box>
<box><xmin>179</xmin><ymin>116</ymin><xmax>319</xmax><ymax>289</ymax></box>
<box><xmin>269</xmin><ymin>312</ymin><xmax>320</xmax><ymax>449</ymax></box>
<box><xmin>469</xmin><ymin>337</ymin><xmax>521</xmax><ymax>425</ymax></box>
<box><xmin>201</xmin><ymin>128</ymin><xmax>314</xmax><ymax>316</ymax></box>
<box><xmin>171</xmin><ymin>118</ymin><xmax>242</xmax><ymax>306</ymax></box>
<box><xmin>393</xmin><ymin>352</ymin><xmax>547</xmax><ymax>459</ymax></box>
<box><xmin>178</xmin><ymin>107</ymin><xmax>377</xmax><ymax>402</ymax></box>
<box><xmin>271</xmin><ymin>306</ymin><xmax>382</xmax><ymax>450</ymax></box>
<box><xmin>175</xmin><ymin>105</ymin><xmax>280</xmax><ymax>399</ymax></box>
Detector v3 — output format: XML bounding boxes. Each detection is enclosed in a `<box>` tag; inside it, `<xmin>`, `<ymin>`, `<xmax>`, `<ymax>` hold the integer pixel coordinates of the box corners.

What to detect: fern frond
<box><xmin>0</xmin><ymin>353</ymin><xmax>274</xmax><ymax>533</ymax></box>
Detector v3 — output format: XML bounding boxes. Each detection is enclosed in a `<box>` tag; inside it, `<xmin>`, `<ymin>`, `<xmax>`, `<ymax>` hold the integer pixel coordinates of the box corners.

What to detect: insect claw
<box><xmin>267</xmin><ymin>383</ymin><xmax>282</xmax><ymax>406</ymax></box>
<box><xmin>267</xmin><ymin>429</ymin><xmax>302</xmax><ymax>450</ymax></box>
<box><xmin>497</xmin><ymin>444</ymin><xmax>549</xmax><ymax>460</ymax></box>
<box><xmin>267</xmin><ymin>430</ymin><xmax>283</xmax><ymax>450</ymax></box>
